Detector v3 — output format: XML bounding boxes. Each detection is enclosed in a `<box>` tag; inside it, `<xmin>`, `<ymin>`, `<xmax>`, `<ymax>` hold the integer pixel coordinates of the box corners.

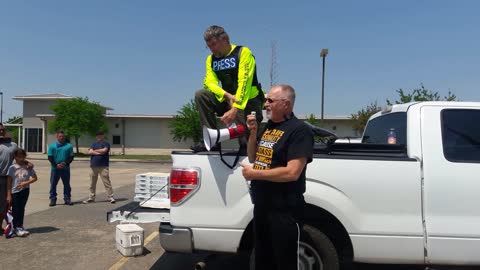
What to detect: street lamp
<box><xmin>0</xmin><ymin>91</ymin><xmax>3</xmax><ymax>124</ymax></box>
<box><xmin>320</xmin><ymin>48</ymin><xmax>328</xmax><ymax>123</ymax></box>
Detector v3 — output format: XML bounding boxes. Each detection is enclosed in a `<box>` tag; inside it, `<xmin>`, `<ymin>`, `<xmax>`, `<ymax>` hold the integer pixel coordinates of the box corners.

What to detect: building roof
<box><xmin>106</xmin><ymin>114</ymin><xmax>174</xmax><ymax>119</ymax></box>
<box><xmin>15</xmin><ymin>94</ymin><xmax>353</xmax><ymax>121</ymax></box>
<box><xmin>12</xmin><ymin>93</ymin><xmax>74</xmax><ymax>100</ymax></box>
<box><xmin>35</xmin><ymin>113</ymin><xmax>352</xmax><ymax>120</ymax></box>
<box><xmin>297</xmin><ymin>114</ymin><xmax>352</xmax><ymax>120</ymax></box>
<box><xmin>13</xmin><ymin>93</ymin><xmax>113</xmax><ymax>110</ymax></box>
<box><xmin>35</xmin><ymin>113</ymin><xmax>174</xmax><ymax>119</ymax></box>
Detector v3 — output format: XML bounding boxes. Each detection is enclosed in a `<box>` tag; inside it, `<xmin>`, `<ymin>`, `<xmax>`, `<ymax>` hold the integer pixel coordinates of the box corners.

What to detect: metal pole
<box><xmin>121</xmin><ymin>118</ymin><xmax>126</xmax><ymax>155</ymax></box>
<box><xmin>320</xmin><ymin>48</ymin><xmax>328</xmax><ymax>124</ymax></box>
<box><xmin>0</xmin><ymin>91</ymin><xmax>3</xmax><ymax>124</ymax></box>
<box><xmin>321</xmin><ymin>56</ymin><xmax>326</xmax><ymax>123</ymax></box>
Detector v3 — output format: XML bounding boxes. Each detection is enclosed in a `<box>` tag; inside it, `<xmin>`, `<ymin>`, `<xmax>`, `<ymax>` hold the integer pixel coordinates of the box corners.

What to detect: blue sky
<box><xmin>1</xmin><ymin>1</ymin><xmax>480</xmax><ymax>120</ymax></box>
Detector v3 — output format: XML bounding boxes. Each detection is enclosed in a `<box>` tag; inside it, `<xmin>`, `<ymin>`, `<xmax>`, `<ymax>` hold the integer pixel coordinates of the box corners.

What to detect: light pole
<box><xmin>0</xmin><ymin>91</ymin><xmax>3</xmax><ymax>124</ymax></box>
<box><xmin>320</xmin><ymin>48</ymin><xmax>328</xmax><ymax>124</ymax></box>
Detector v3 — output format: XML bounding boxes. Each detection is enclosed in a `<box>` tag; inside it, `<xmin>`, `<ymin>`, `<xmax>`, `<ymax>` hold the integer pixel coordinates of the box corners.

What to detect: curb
<box><xmin>28</xmin><ymin>156</ymin><xmax>172</xmax><ymax>164</ymax></box>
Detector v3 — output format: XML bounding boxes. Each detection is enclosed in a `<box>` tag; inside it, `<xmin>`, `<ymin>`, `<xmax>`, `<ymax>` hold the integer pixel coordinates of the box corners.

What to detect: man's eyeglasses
<box><xmin>266</xmin><ymin>98</ymin><xmax>286</xmax><ymax>104</ymax></box>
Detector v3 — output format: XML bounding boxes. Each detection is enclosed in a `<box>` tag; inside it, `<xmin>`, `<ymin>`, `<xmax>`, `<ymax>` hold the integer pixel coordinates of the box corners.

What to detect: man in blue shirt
<box><xmin>47</xmin><ymin>130</ymin><xmax>74</xmax><ymax>206</ymax></box>
<box><xmin>83</xmin><ymin>131</ymin><xmax>115</xmax><ymax>204</ymax></box>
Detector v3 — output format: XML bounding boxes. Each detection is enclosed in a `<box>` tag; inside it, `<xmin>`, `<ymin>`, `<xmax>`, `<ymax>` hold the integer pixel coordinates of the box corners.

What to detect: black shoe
<box><xmin>49</xmin><ymin>199</ymin><xmax>56</xmax><ymax>207</ymax></box>
<box><xmin>190</xmin><ymin>144</ymin><xmax>208</xmax><ymax>153</ymax></box>
<box><xmin>191</xmin><ymin>143</ymin><xmax>220</xmax><ymax>153</ymax></box>
<box><xmin>64</xmin><ymin>200</ymin><xmax>73</xmax><ymax>206</ymax></box>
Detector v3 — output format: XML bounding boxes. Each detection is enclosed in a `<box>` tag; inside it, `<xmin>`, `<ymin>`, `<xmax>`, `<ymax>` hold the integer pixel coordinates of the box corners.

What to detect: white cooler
<box><xmin>116</xmin><ymin>224</ymin><xmax>144</xmax><ymax>256</ymax></box>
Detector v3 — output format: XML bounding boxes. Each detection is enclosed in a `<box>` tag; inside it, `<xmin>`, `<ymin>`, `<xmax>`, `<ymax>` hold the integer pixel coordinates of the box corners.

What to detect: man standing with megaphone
<box><xmin>240</xmin><ymin>84</ymin><xmax>314</xmax><ymax>270</ymax></box>
<box><xmin>193</xmin><ymin>25</ymin><xmax>264</xmax><ymax>153</ymax></box>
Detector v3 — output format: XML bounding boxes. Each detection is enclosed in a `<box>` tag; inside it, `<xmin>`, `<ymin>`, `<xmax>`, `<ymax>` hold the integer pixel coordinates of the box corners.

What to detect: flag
<box><xmin>4</xmin><ymin>207</ymin><xmax>14</xmax><ymax>239</ymax></box>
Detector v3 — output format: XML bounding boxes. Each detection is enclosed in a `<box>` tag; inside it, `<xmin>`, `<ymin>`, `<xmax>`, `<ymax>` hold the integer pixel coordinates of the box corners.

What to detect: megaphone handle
<box><xmin>215</xmin><ymin>128</ymin><xmax>221</xmax><ymax>145</ymax></box>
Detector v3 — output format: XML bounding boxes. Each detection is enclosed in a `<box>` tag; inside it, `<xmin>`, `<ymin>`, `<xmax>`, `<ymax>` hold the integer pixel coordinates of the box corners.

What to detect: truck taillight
<box><xmin>170</xmin><ymin>168</ymin><xmax>200</xmax><ymax>205</ymax></box>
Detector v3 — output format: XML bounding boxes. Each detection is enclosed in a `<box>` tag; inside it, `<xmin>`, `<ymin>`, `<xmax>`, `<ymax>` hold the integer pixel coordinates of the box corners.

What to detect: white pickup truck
<box><xmin>109</xmin><ymin>101</ymin><xmax>480</xmax><ymax>269</ymax></box>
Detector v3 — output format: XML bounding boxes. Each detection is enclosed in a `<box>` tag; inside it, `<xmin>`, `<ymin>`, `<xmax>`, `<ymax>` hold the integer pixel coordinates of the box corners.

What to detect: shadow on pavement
<box><xmin>150</xmin><ymin>252</ymin><xmax>205</xmax><ymax>270</ymax></box>
<box><xmin>142</xmin><ymin>247</ymin><xmax>152</xmax><ymax>256</ymax></box>
<box><xmin>28</xmin><ymin>226</ymin><xmax>60</xmax><ymax>234</ymax></box>
<box><xmin>150</xmin><ymin>252</ymin><xmax>249</xmax><ymax>270</ymax></box>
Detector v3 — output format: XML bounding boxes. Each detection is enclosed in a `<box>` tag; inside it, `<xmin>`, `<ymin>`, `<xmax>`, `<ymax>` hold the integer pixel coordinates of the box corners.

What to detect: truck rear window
<box><xmin>442</xmin><ymin>109</ymin><xmax>480</xmax><ymax>163</ymax></box>
<box><xmin>362</xmin><ymin>112</ymin><xmax>407</xmax><ymax>145</ymax></box>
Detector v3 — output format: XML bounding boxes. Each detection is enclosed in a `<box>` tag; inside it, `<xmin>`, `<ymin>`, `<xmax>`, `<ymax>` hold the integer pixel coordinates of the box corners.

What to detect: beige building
<box><xmin>13</xmin><ymin>94</ymin><xmax>359</xmax><ymax>154</ymax></box>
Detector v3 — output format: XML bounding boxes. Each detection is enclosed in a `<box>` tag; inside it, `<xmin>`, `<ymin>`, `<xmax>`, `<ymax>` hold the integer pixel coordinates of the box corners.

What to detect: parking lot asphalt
<box><xmin>1</xmin><ymin>159</ymin><xmax>171</xmax><ymax>270</ymax></box>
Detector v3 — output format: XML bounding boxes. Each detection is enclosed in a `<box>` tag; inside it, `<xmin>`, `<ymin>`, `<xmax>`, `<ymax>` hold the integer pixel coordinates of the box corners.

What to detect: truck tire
<box><xmin>302</xmin><ymin>224</ymin><xmax>340</xmax><ymax>270</ymax></box>
<box><xmin>249</xmin><ymin>224</ymin><xmax>340</xmax><ymax>270</ymax></box>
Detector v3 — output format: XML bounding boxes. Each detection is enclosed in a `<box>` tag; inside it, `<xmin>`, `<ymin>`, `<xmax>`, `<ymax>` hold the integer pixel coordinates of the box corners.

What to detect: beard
<box><xmin>266</xmin><ymin>110</ymin><xmax>272</xmax><ymax>120</ymax></box>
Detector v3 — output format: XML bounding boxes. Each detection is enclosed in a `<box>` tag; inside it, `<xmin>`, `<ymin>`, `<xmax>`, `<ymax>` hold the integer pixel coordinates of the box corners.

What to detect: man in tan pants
<box><xmin>83</xmin><ymin>131</ymin><xmax>115</xmax><ymax>204</ymax></box>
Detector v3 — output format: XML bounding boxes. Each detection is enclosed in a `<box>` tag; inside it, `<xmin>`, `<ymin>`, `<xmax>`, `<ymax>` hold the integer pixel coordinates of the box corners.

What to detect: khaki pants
<box><xmin>88</xmin><ymin>167</ymin><xmax>113</xmax><ymax>200</ymax></box>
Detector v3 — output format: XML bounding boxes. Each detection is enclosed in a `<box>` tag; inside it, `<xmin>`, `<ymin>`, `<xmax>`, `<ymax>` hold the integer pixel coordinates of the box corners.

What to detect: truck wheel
<box><xmin>249</xmin><ymin>224</ymin><xmax>340</xmax><ymax>270</ymax></box>
<box><xmin>302</xmin><ymin>224</ymin><xmax>340</xmax><ymax>270</ymax></box>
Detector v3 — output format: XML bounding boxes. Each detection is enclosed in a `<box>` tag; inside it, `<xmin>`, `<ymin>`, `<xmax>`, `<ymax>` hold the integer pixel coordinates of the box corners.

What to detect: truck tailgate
<box><xmin>107</xmin><ymin>201</ymin><xmax>170</xmax><ymax>223</ymax></box>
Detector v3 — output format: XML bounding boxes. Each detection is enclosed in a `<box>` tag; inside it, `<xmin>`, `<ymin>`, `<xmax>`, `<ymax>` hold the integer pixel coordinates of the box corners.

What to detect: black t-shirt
<box><xmin>251</xmin><ymin>114</ymin><xmax>314</xmax><ymax>209</ymax></box>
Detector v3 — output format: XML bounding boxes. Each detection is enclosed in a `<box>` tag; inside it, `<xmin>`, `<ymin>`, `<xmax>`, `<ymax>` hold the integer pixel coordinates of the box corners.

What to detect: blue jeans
<box><xmin>49</xmin><ymin>168</ymin><xmax>71</xmax><ymax>201</ymax></box>
<box><xmin>12</xmin><ymin>188</ymin><xmax>29</xmax><ymax>228</ymax></box>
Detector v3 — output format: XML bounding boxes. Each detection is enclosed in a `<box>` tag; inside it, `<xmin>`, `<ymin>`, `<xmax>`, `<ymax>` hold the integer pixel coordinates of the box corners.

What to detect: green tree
<box><xmin>169</xmin><ymin>100</ymin><xmax>202</xmax><ymax>145</ymax></box>
<box><xmin>387</xmin><ymin>84</ymin><xmax>457</xmax><ymax>105</ymax></box>
<box><xmin>5</xmin><ymin>116</ymin><xmax>22</xmax><ymax>144</ymax></box>
<box><xmin>352</xmin><ymin>84</ymin><xmax>458</xmax><ymax>135</ymax></box>
<box><xmin>49</xmin><ymin>97</ymin><xmax>108</xmax><ymax>153</ymax></box>
<box><xmin>305</xmin><ymin>113</ymin><xmax>321</xmax><ymax>126</ymax></box>
<box><xmin>351</xmin><ymin>101</ymin><xmax>382</xmax><ymax>134</ymax></box>
<box><xmin>305</xmin><ymin>114</ymin><xmax>326</xmax><ymax>142</ymax></box>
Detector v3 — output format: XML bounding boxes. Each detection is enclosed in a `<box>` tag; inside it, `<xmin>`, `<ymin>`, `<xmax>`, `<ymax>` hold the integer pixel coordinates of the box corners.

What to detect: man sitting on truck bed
<box><xmin>240</xmin><ymin>84</ymin><xmax>314</xmax><ymax>270</ymax></box>
<box><xmin>193</xmin><ymin>25</ymin><xmax>264</xmax><ymax>152</ymax></box>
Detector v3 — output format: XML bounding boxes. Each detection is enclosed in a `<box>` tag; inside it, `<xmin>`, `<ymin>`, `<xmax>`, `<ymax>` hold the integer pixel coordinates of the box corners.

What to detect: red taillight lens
<box><xmin>169</xmin><ymin>169</ymin><xmax>199</xmax><ymax>204</ymax></box>
<box><xmin>170</xmin><ymin>170</ymin><xmax>198</xmax><ymax>185</ymax></box>
<box><xmin>170</xmin><ymin>188</ymin><xmax>193</xmax><ymax>203</ymax></box>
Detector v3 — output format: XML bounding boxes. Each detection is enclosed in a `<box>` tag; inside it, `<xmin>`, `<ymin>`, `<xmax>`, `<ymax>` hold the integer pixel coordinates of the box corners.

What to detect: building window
<box><xmin>115</xmin><ymin>123</ymin><xmax>119</xmax><ymax>128</ymax></box>
<box><xmin>112</xmin><ymin>135</ymin><xmax>121</xmax><ymax>145</ymax></box>
<box><xmin>25</xmin><ymin>128</ymin><xmax>43</xmax><ymax>152</ymax></box>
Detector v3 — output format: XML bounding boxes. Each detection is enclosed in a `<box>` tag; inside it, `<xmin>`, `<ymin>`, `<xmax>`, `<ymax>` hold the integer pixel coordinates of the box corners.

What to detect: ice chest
<box><xmin>116</xmin><ymin>224</ymin><xmax>144</xmax><ymax>256</ymax></box>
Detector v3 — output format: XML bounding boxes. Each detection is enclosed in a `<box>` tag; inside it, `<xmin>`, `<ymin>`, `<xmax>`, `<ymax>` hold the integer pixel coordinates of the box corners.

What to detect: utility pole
<box><xmin>320</xmin><ymin>49</ymin><xmax>328</xmax><ymax>123</ymax></box>
<box><xmin>0</xmin><ymin>91</ymin><xmax>3</xmax><ymax>124</ymax></box>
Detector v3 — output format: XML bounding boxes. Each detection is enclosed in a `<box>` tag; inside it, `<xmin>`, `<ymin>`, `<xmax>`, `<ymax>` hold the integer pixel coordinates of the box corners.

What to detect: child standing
<box><xmin>7</xmin><ymin>148</ymin><xmax>37</xmax><ymax>237</ymax></box>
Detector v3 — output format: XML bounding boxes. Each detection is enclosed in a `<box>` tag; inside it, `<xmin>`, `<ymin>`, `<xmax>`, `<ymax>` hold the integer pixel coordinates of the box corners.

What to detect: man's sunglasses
<box><xmin>266</xmin><ymin>98</ymin><xmax>286</xmax><ymax>103</ymax></box>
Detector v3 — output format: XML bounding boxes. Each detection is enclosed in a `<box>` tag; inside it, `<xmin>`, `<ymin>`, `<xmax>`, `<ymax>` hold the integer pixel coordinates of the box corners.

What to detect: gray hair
<box><xmin>276</xmin><ymin>84</ymin><xmax>296</xmax><ymax>107</ymax></box>
<box><xmin>203</xmin><ymin>25</ymin><xmax>230</xmax><ymax>43</ymax></box>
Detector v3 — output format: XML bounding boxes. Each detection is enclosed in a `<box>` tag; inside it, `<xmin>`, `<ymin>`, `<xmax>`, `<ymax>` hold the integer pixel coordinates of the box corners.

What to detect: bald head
<box><xmin>265</xmin><ymin>84</ymin><xmax>297</xmax><ymax>122</ymax></box>
<box><xmin>272</xmin><ymin>84</ymin><xmax>296</xmax><ymax>108</ymax></box>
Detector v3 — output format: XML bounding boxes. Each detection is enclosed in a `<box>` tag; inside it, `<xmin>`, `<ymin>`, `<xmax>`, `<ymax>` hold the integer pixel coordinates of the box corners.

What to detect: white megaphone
<box><xmin>203</xmin><ymin>123</ymin><xmax>246</xmax><ymax>151</ymax></box>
